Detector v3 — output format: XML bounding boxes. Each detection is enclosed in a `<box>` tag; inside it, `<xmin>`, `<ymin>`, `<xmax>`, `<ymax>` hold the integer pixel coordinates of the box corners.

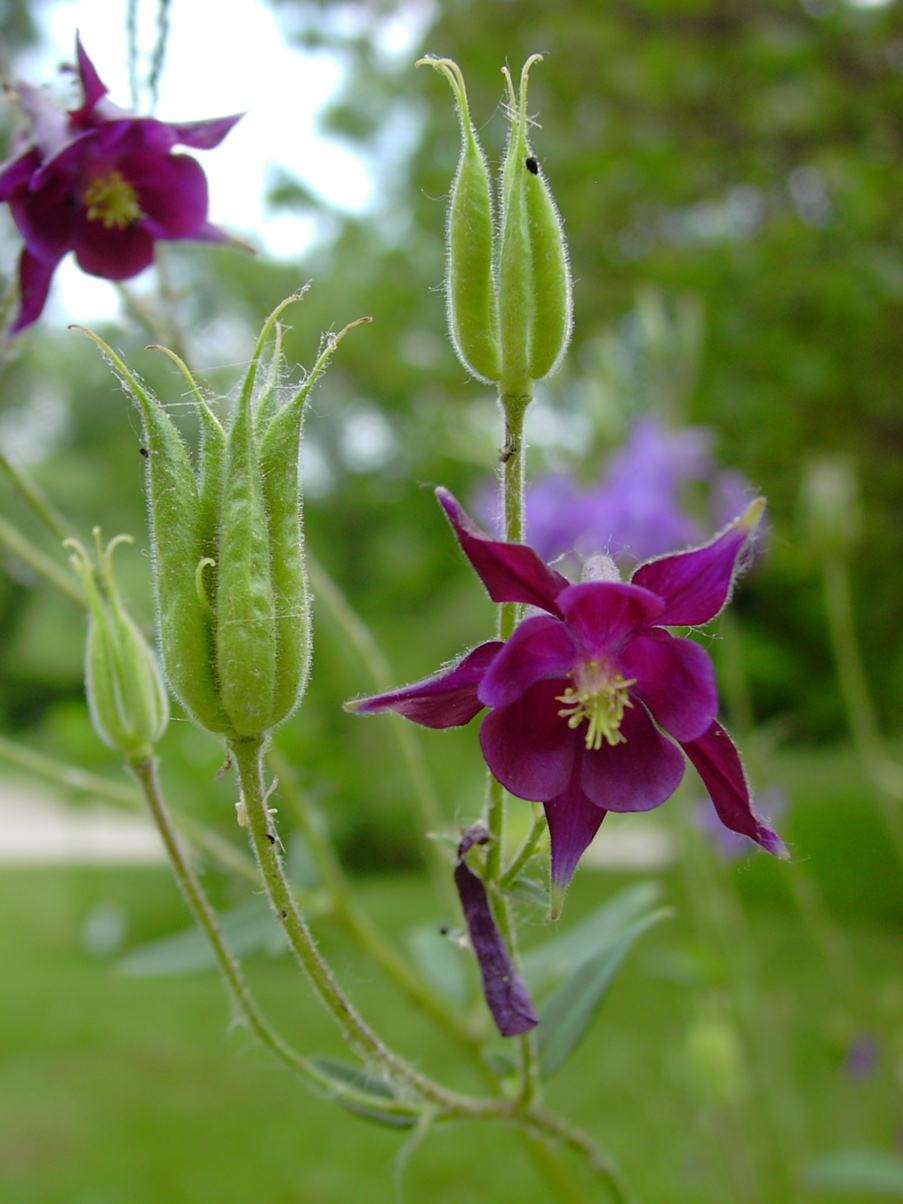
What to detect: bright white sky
<box><xmin>9</xmin><ymin>0</ymin><xmax>428</xmax><ymax>323</ymax></box>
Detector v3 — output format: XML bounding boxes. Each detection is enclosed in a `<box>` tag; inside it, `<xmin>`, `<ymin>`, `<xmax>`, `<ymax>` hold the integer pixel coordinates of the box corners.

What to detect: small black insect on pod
<box><xmin>525</xmin><ymin>156</ymin><xmax>539</xmax><ymax>175</ymax></box>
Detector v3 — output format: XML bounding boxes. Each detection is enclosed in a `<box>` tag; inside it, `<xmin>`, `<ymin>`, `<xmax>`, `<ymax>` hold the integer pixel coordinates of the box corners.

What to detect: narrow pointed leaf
<box><xmin>537</xmin><ymin>907</ymin><xmax>670</xmax><ymax>1078</ymax></box>
<box><xmin>309</xmin><ymin>1057</ymin><xmax>419</xmax><ymax>1129</ymax></box>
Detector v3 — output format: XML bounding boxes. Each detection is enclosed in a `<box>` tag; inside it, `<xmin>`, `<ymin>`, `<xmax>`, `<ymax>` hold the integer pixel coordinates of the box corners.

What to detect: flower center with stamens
<box><xmin>557</xmin><ymin>658</ymin><xmax>636</xmax><ymax>751</ymax></box>
<box><xmin>83</xmin><ymin>171</ymin><xmax>143</xmax><ymax>229</ymax></box>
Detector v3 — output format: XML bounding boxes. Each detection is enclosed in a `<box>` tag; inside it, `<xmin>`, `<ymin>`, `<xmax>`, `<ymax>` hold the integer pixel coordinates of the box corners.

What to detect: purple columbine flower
<box><xmin>348</xmin><ymin>489</ymin><xmax>787</xmax><ymax>900</ymax></box>
<box><xmin>0</xmin><ymin>36</ymin><xmax>242</xmax><ymax>333</ymax></box>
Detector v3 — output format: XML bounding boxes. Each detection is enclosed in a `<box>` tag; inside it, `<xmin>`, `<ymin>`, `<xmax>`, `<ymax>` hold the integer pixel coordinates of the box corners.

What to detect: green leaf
<box><xmin>405</xmin><ymin>923</ymin><xmax>468</xmax><ymax>1005</ymax></box>
<box><xmin>537</xmin><ymin>907</ymin><xmax>670</xmax><ymax>1079</ymax></box>
<box><xmin>803</xmin><ymin>1150</ymin><xmax>903</xmax><ymax>1195</ymax></box>
<box><xmin>523</xmin><ymin>880</ymin><xmax>663</xmax><ymax>994</ymax></box>
<box><xmin>117</xmin><ymin>896</ymin><xmax>286</xmax><ymax>976</ymax></box>
<box><xmin>309</xmin><ymin>1057</ymin><xmax>419</xmax><ymax>1129</ymax></box>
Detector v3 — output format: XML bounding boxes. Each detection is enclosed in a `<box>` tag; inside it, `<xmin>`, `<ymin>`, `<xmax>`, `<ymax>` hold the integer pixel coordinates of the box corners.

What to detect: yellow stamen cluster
<box><xmin>557</xmin><ymin>658</ymin><xmax>636</xmax><ymax>751</ymax></box>
<box><xmin>83</xmin><ymin>171</ymin><xmax>143</xmax><ymax>229</ymax></box>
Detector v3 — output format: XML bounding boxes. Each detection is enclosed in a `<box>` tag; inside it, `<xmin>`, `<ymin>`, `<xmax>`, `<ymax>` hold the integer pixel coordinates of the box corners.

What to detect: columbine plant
<box><xmin>0</xmin><ymin>48</ymin><xmax>793</xmax><ymax>1204</ymax></box>
<box><xmin>0</xmin><ymin>36</ymin><xmax>241</xmax><ymax>332</ymax></box>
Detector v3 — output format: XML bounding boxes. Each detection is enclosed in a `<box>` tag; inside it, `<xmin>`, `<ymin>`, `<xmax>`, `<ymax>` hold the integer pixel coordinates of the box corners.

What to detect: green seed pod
<box><xmin>67</xmin><ymin>531</ymin><xmax>169</xmax><ymax>760</ymax></box>
<box><xmin>497</xmin><ymin>56</ymin><xmax>572</xmax><ymax>388</ymax></box>
<box><xmin>419</xmin><ymin>57</ymin><xmax>500</xmax><ymax>383</ymax></box>
<box><xmin>258</xmin><ymin>381</ymin><xmax>311</xmax><ymax>730</ymax></box>
<box><xmin>524</xmin><ymin>157</ymin><xmax>572</xmax><ymax>380</ymax></box>
<box><xmin>77</xmin><ymin>330</ymin><xmax>229</xmax><ymax>733</ymax></box>
<box><xmin>79</xmin><ymin>300</ymin><xmax>364</xmax><ymax>741</ymax></box>
<box><xmin>215</xmin><ymin>381</ymin><xmax>278</xmax><ymax>737</ymax></box>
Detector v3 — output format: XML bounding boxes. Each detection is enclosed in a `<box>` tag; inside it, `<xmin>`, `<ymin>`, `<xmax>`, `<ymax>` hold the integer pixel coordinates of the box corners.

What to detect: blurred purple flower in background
<box><xmin>0</xmin><ymin>36</ymin><xmax>242</xmax><ymax>333</ymax></box>
<box><xmin>479</xmin><ymin>417</ymin><xmax>759</xmax><ymax>569</ymax></box>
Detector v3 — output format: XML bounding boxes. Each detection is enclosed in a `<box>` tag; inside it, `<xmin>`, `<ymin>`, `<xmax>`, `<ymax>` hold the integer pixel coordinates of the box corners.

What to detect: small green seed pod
<box><xmin>524</xmin><ymin>158</ymin><xmax>572</xmax><ymax>380</ymax></box>
<box><xmin>419</xmin><ymin>57</ymin><xmax>500</xmax><ymax>383</ymax></box>
<box><xmin>76</xmin><ymin>331</ymin><xmax>229</xmax><ymax>733</ymax></box>
<box><xmin>497</xmin><ymin>56</ymin><xmax>572</xmax><ymax>388</ymax></box>
<box><xmin>67</xmin><ymin>531</ymin><xmax>169</xmax><ymax>760</ymax></box>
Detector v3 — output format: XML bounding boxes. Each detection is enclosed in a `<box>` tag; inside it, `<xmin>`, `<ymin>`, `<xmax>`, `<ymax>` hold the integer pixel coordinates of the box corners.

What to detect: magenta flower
<box><xmin>348</xmin><ymin>489</ymin><xmax>787</xmax><ymax>896</ymax></box>
<box><xmin>0</xmin><ymin>36</ymin><xmax>242</xmax><ymax>333</ymax></box>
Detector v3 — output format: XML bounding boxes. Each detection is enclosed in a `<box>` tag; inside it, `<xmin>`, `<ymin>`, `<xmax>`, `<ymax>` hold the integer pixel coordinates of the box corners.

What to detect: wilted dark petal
<box><xmin>630</xmin><ymin>501</ymin><xmax>764</xmax><ymax>626</ymax></box>
<box><xmin>0</xmin><ymin>148</ymin><xmax>41</xmax><ymax>201</ymax></box>
<box><xmin>682</xmin><ymin>721</ymin><xmax>788</xmax><ymax>857</ymax></box>
<box><xmin>436</xmin><ymin>487</ymin><xmax>569</xmax><ymax>615</ymax></box>
<box><xmin>544</xmin><ymin>761</ymin><xmax>607</xmax><ymax>892</ymax></box>
<box><xmin>8</xmin><ymin>171</ymin><xmax>77</xmax><ymax>264</ymax></box>
<box><xmin>621</xmin><ymin>629</ymin><xmax>717</xmax><ymax>743</ymax></box>
<box><xmin>169</xmin><ymin>114</ymin><xmax>245</xmax><ymax>150</ymax></box>
<box><xmin>580</xmin><ymin>703</ymin><xmax>684</xmax><ymax>812</ymax></box>
<box><xmin>75</xmin><ymin>35</ymin><xmax>109</xmax><ymax>113</ymax></box>
<box><xmin>10</xmin><ymin>249</ymin><xmax>59</xmax><ymax>333</ymax></box>
<box><xmin>556</xmin><ymin>581</ymin><xmax>665</xmax><ymax>654</ymax></box>
<box><xmin>74</xmin><ymin>218</ymin><xmax>155</xmax><ymax>279</ymax></box>
<box><xmin>478</xmin><ymin>614</ymin><xmax>575</xmax><ymax>708</ymax></box>
<box><xmin>345</xmin><ymin>641</ymin><xmax>502</xmax><ymax>729</ymax></box>
<box><xmin>454</xmin><ymin>835</ymin><xmax>538</xmax><ymax>1037</ymax></box>
<box><xmin>479</xmin><ymin>680</ymin><xmax>575</xmax><ymax>801</ymax></box>
<box><xmin>124</xmin><ymin>152</ymin><xmax>208</xmax><ymax>238</ymax></box>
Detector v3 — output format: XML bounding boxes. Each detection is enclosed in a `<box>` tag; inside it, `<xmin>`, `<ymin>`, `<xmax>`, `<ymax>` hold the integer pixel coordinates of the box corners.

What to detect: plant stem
<box><xmin>821</xmin><ymin>555</ymin><xmax>903</xmax><ymax>861</ymax></box>
<box><xmin>306</xmin><ymin>553</ymin><xmax>454</xmax><ymax>910</ymax></box>
<box><xmin>127</xmin><ymin>755</ymin><xmax>420</xmax><ymax>1118</ymax></box>
<box><xmin>0</xmin><ymin>513</ymin><xmax>85</xmax><ymax>607</ymax></box>
<box><xmin>501</xmin><ymin>801</ymin><xmax>547</xmax><ymax>886</ymax></box>
<box><xmin>267</xmin><ymin>746</ymin><xmax>481</xmax><ymax>1051</ymax></box>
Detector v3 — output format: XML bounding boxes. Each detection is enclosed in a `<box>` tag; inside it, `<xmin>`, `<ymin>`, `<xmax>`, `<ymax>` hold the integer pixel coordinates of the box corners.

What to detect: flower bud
<box><xmin>66</xmin><ymin>531</ymin><xmax>169</xmax><ymax>760</ymax></box>
<box><xmin>419</xmin><ymin>58</ymin><xmax>500</xmax><ymax>383</ymax></box>
<box><xmin>78</xmin><ymin>302</ymin><xmax>362</xmax><ymax>739</ymax></box>
<box><xmin>798</xmin><ymin>455</ymin><xmax>862</xmax><ymax>558</ymax></box>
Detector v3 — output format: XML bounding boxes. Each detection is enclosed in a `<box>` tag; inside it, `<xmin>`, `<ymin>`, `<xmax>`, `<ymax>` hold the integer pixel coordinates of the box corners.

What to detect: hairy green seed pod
<box><xmin>79</xmin><ymin>301</ymin><xmax>365</xmax><ymax>742</ymax></box>
<box><xmin>216</xmin><ymin>383</ymin><xmax>278</xmax><ymax>737</ymax></box>
<box><xmin>77</xmin><ymin>331</ymin><xmax>229</xmax><ymax>733</ymax></box>
<box><xmin>524</xmin><ymin>157</ymin><xmax>572</xmax><ymax>380</ymax></box>
<box><xmin>419</xmin><ymin>57</ymin><xmax>500</xmax><ymax>383</ymax></box>
<box><xmin>497</xmin><ymin>56</ymin><xmax>572</xmax><ymax>387</ymax></box>
<box><xmin>67</xmin><ymin>531</ymin><xmax>169</xmax><ymax>759</ymax></box>
<box><xmin>258</xmin><ymin>383</ymin><xmax>311</xmax><ymax>729</ymax></box>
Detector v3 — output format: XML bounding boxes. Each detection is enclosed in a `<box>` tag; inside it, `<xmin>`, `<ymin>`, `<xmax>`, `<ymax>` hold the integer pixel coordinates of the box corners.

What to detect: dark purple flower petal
<box><xmin>479</xmin><ymin>680</ymin><xmax>576</xmax><ymax>801</ymax></box>
<box><xmin>436</xmin><ymin>487</ymin><xmax>569</xmax><ymax>614</ymax></box>
<box><xmin>8</xmin><ymin>171</ymin><xmax>77</xmax><ymax>264</ymax></box>
<box><xmin>544</xmin><ymin>764</ymin><xmax>607</xmax><ymax>893</ymax></box>
<box><xmin>75</xmin><ymin>34</ymin><xmax>109</xmax><ymax>114</ymax></box>
<box><xmin>621</xmin><ymin>629</ymin><xmax>717</xmax><ymax>743</ymax></box>
<box><xmin>125</xmin><ymin>152</ymin><xmax>208</xmax><ymax>238</ymax></box>
<box><xmin>74</xmin><ymin>217</ymin><xmax>155</xmax><ymax>279</ymax></box>
<box><xmin>345</xmin><ymin>641</ymin><xmax>502</xmax><ymax>728</ymax></box>
<box><xmin>681</xmin><ymin>721</ymin><xmax>788</xmax><ymax>857</ymax></box>
<box><xmin>580</xmin><ymin>703</ymin><xmax>685</xmax><ymax>812</ymax></box>
<box><xmin>630</xmin><ymin>500</ymin><xmax>764</xmax><ymax>626</ymax></box>
<box><xmin>10</xmin><ymin>249</ymin><xmax>59</xmax><ymax>333</ymax></box>
<box><xmin>168</xmin><ymin>114</ymin><xmax>245</xmax><ymax>150</ymax></box>
<box><xmin>454</xmin><ymin>826</ymin><xmax>538</xmax><ymax>1037</ymax></box>
<box><xmin>0</xmin><ymin>149</ymin><xmax>41</xmax><ymax>201</ymax></box>
<box><xmin>556</xmin><ymin>581</ymin><xmax>665</xmax><ymax>654</ymax></box>
<box><xmin>478</xmin><ymin>614</ymin><xmax>575</xmax><ymax>708</ymax></box>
